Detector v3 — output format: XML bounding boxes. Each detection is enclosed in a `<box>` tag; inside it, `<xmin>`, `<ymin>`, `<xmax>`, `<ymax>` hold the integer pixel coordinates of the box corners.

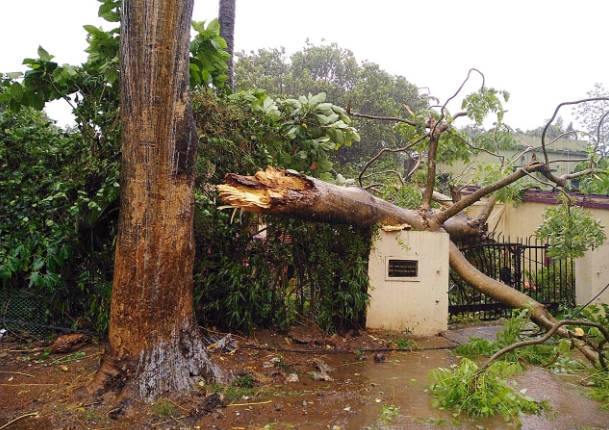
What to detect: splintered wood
<box><xmin>216</xmin><ymin>167</ymin><xmax>315</xmax><ymax>213</ymax></box>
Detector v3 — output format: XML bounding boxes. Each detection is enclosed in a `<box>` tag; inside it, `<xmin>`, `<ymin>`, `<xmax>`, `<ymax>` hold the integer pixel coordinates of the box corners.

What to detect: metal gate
<box><xmin>449</xmin><ymin>234</ymin><xmax>575</xmax><ymax>320</ymax></box>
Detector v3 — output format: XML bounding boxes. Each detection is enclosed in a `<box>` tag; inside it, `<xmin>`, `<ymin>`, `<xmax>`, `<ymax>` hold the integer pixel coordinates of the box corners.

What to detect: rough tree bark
<box><xmin>218</xmin><ymin>0</ymin><xmax>236</xmax><ymax>91</ymax></box>
<box><xmin>217</xmin><ymin>166</ymin><xmax>600</xmax><ymax>360</ymax></box>
<box><xmin>83</xmin><ymin>0</ymin><xmax>221</xmax><ymax>402</ymax></box>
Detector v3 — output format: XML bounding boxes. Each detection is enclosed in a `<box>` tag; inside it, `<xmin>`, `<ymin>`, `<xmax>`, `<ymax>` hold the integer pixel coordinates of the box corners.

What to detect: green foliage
<box><xmin>461</xmin><ymin>88</ymin><xmax>510</xmax><ymax>126</ymax></box>
<box><xmin>364</xmin><ymin>405</ymin><xmax>400</xmax><ymax>429</ymax></box>
<box><xmin>380</xmin><ymin>183</ymin><xmax>422</xmax><ymax>209</ymax></box>
<box><xmin>565</xmin><ymin>303</ymin><xmax>609</xmax><ymax>343</ymax></box>
<box><xmin>150</xmin><ymin>399</ymin><xmax>176</xmax><ymax>417</ymax></box>
<box><xmin>0</xmin><ymin>0</ymin><xmax>231</xmax><ymax>333</ymax></box>
<box><xmin>472</xmin><ymin>164</ymin><xmax>529</xmax><ymax>205</ymax></box>
<box><xmin>0</xmin><ymin>0</ymin><xmax>124</xmax><ymax>333</ymax></box>
<box><xmin>586</xmin><ymin>369</ymin><xmax>609</xmax><ymax>409</ymax></box>
<box><xmin>194</xmin><ymin>211</ymin><xmax>371</xmax><ymax>333</ymax></box>
<box><xmin>428</xmin><ymin>358</ymin><xmax>550</xmax><ymax>424</ymax></box>
<box><xmin>226</xmin><ymin>90</ymin><xmax>359</xmax><ymax>178</ymax></box>
<box><xmin>455</xmin><ymin>311</ymin><xmax>586</xmax><ymax>374</ymax></box>
<box><xmin>0</xmin><ymin>106</ymin><xmax>117</xmax><ymax>331</ymax></box>
<box><xmin>576</xmin><ymin>158</ymin><xmax>609</xmax><ymax>195</ymax></box>
<box><xmin>234</xmin><ymin>41</ymin><xmax>428</xmax><ymax>167</ymax></box>
<box><xmin>190</xmin><ymin>19</ymin><xmax>231</xmax><ymax>91</ymax></box>
<box><xmin>192</xmin><ymin>93</ymin><xmax>371</xmax><ymax>333</ymax></box>
<box><xmin>535</xmin><ymin>195</ymin><xmax>606</xmax><ymax>258</ymax></box>
<box><xmin>524</xmin><ymin>260</ymin><xmax>575</xmax><ymax>306</ymax></box>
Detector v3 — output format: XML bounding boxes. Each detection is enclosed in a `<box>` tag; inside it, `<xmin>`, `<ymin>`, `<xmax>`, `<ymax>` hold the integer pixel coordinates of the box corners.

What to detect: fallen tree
<box><xmin>217</xmin><ymin>82</ymin><xmax>609</xmax><ymax>364</ymax></box>
<box><xmin>218</xmin><ymin>166</ymin><xmax>606</xmax><ymax>362</ymax></box>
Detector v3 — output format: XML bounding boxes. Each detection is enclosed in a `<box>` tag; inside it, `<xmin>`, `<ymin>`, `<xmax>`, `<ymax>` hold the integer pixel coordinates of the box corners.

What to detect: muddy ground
<box><xmin>1</xmin><ymin>323</ymin><xmax>609</xmax><ymax>430</ymax></box>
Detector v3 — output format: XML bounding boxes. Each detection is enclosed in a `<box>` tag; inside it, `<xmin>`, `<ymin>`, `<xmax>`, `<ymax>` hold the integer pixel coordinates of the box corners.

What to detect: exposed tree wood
<box><xmin>218</xmin><ymin>167</ymin><xmax>497</xmax><ymax>242</ymax></box>
<box><xmin>218</xmin><ymin>166</ymin><xmax>428</xmax><ymax>229</ymax></box>
<box><xmin>82</xmin><ymin>0</ymin><xmax>222</xmax><ymax>402</ymax></box>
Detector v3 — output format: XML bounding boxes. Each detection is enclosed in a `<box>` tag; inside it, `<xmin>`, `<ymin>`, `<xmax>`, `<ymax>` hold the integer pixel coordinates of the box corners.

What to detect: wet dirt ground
<box><xmin>1</xmin><ymin>323</ymin><xmax>609</xmax><ymax>429</ymax></box>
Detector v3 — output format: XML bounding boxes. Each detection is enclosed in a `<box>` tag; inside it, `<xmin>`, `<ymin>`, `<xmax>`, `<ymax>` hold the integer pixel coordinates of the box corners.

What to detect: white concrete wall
<box><xmin>367</xmin><ymin>230</ymin><xmax>449</xmax><ymax>335</ymax></box>
<box><xmin>576</xmin><ymin>240</ymin><xmax>609</xmax><ymax>305</ymax></box>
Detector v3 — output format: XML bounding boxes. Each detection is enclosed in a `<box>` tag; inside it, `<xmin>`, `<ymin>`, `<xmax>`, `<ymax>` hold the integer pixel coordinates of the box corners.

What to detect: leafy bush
<box><xmin>192</xmin><ymin>92</ymin><xmax>370</xmax><ymax>333</ymax></box>
<box><xmin>0</xmin><ymin>106</ymin><xmax>118</xmax><ymax>331</ymax></box>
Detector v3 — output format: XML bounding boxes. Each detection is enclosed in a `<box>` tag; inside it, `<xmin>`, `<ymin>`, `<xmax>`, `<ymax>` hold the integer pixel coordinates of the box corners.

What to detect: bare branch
<box><xmin>476</xmin><ymin>194</ymin><xmax>498</xmax><ymax>224</ymax></box>
<box><xmin>431</xmin><ymin>161</ymin><xmax>545</xmax><ymax>228</ymax></box>
<box><xmin>547</xmin><ymin>157</ymin><xmax>588</xmax><ymax>165</ymax></box>
<box><xmin>593</xmin><ymin>110</ymin><xmax>609</xmax><ymax>154</ymax></box>
<box><xmin>559</xmin><ymin>167</ymin><xmax>596</xmax><ymax>182</ymax></box>
<box><xmin>430</xmin><ymin>190</ymin><xmax>454</xmax><ymax>208</ymax></box>
<box><xmin>541</xmin><ymin>97</ymin><xmax>609</xmax><ymax>162</ymax></box>
<box><xmin>348</xmin><ymin>110</ymin><xmax>418</xmax><ymax>126</ymax></box>
<box><xmin>358</xmin><ymin>135</ymin><xmax>427</xmax><ymax>186</ymax></box>
<box><xmin>360</xmin><ymin>169</ymin><xmax>404</xmax><ymax>187</ymax></box>
<box><xmin>422</xmin><ymin>118</ymin><xmax>440</xmax><ymax>210</ymax></box>
<box><xmin>404</xmin><ymin>154</ymin><xmax>422</xmax><ymax>181</ymax></box>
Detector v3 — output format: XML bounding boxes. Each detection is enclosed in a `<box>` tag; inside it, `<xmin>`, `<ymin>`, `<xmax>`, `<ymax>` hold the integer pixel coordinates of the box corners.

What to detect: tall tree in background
<box><xmin>85</xmin><ymin>0</ymin><xmax>220</xmax><ymax>401</ymax></box>
<box><xmin>234</xmin><ymin>42</ymin><xmax>427</xmax><ymax>166</ymax></box>
<box><xmin>219</xmin><ymin>0</ymin><xmax>236</xmax><ymax>91</ymax></box>
<box><xmin>574</xmin><ymin>83</ymin><xmax>609</xmax><ymax>156</ymax></box>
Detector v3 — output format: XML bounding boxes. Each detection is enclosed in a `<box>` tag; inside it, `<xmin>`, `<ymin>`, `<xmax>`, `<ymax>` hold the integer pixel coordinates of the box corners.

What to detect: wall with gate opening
<box><xmin>465</xmin><ymin>190</ymin><xmax>609</xmax><ymax>308</ymax></box>
<box><xmin>449</xmin><ymin>234</ymin><xmax>574</xmax><ymax>320</ymax></box>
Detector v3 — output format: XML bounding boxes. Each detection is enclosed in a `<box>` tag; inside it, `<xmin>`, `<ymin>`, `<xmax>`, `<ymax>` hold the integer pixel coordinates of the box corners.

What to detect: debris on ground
<box><xmin>310</xmin><ymin>358</ymin><xmax>335</xmax><ymax>381</ymax></box>
<box><xmin>50</xmin><ymin>333</ymin><xmax>88</xmax><ymax>353</ymax></box>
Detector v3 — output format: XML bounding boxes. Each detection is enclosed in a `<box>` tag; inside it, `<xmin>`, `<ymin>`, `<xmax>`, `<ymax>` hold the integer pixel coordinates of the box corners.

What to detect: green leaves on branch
<box><xmin>228</xmin><ymin>90</ymin><xmax>359</xmax><ymax>179</ymax></box>
<box><xmin>473</xmin><ymin>164</ymin><xmax>530</xmax><ymax>205</ymax></box>
<box><xmin>97</xmin><ymin>0</ymin><xmax>121</xmax><ymax>22</ymax></box>
<box><xmin>535</xmin><ymin>195</ymin><xmax>606</xmax><ymax>259</ymax></box>
<box><xmin>190</xmin><ymin>19</ymin><xmax>231</xmax><ymax>91</ymax></box>
<box><xmin>428</xmin><ymin>358</ymin><xmax>550</xmax><ymax>424</ymax></box>
<box><xmin>462</xmin><ymin>88</ymin><xmax>510</xmax><ymax>126</ymax></box>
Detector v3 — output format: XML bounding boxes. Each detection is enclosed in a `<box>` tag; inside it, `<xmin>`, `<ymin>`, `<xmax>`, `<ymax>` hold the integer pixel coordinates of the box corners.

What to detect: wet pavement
<box><xmin>205</xmin><ymin>323</ymin><xmax>609</xmax><ymax>429</ymax></box>
<box><xmin>333</xmin><ymin>324</ymin><xmax>609</xmax><ymax>429</ymax></box>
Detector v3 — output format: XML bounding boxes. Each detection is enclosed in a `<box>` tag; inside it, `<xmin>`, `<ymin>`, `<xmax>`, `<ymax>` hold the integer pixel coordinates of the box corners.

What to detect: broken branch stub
<box><xmin>217</xmin><ymin>167</ymin><xmax>425</xmax><ymax>228</ymax></box>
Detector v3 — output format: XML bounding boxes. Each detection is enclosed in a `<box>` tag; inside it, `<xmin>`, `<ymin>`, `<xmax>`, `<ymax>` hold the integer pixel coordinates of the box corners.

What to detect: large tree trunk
<box><xmin>217</xmin><ymin>167</ymin><xmax>559</xmax><ymax>330</ymax></box>
<box><xmin>218</xmin><ymin>0</ymin><xmax>236</xmax><ymax>91</ymax></box>
<box><xmin>85</xmin><ymin>0</ymin><xmax>221</xmax><ymax>402</ymax></box>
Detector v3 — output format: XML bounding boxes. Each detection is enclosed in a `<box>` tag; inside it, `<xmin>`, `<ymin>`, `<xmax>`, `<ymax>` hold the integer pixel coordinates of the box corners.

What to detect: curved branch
<box><xmin>454</xmin><ymin>130</ymin><xmax>508</xmax><ymax>165</ymax></box>
<box><xmin>348</xmin><ymin>110</ymin><xmax>418</xmax><ymax>126</ymax></box>
<box><xmin>480</xmin><ymin>320</ymin><xmax>609</xmax><ymax>372</ymax></box>
<box><xmin>431</xmin><ymin>162</ymin><xmax>545</xmax><ymax>228</ymax></box>
<box><xmin>541</xmin><ymin>97</ymin><xmax>609</xmax><ymax>162</ymax></box>
<box><xmin>438</xmin><ymin>68</ymin><xmax>485</xmax><ymax>120</ymax></box>
<box><xmin>360</xmin><ymin>169</ymin><xmax>404</xmax><ymax>187</ymax></box>
<box><xmin>476</xmin><ymin>194</ymin><xmax>498</xmax><ymax>224</ymax></box>
<box><xmin>559</xmin><ymin>167</ymin><xmax>597</xmax><ymax>182</ymax></box>
<box><xmin>593</xmin><ymin>110</ymin><xmax>609</xmax><ymax>155</ymax></box>
<box><xmin>358</xmin><ymin>135</ymin><xmax>427</xmax><ymax>187</ymax></box>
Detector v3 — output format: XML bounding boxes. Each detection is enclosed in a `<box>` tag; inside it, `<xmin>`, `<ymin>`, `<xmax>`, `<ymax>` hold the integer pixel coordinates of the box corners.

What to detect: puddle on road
<box><xmin>244</xmin><ymin>350</ymin><xmax>609</xmax><ymax>430</ymax></box>
<box><xmin>324</xmin><ymin>349</ymin><xmax>609</xmax><ymax>430</ymax></box>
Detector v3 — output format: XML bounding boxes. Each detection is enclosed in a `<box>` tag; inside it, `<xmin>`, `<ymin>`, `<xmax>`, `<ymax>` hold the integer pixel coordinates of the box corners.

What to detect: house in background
<box><xmin>437</xmin><ymin>134</ymin><xmax>590</xmax><ymax>189</ymax></box>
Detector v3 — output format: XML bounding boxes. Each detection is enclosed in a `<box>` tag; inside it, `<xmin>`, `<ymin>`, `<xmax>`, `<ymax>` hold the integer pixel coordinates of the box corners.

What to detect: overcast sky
<box><xmin>1</xmin><ymin>0</ymin><xmax>607</xmax><ymax>131</ymax></box>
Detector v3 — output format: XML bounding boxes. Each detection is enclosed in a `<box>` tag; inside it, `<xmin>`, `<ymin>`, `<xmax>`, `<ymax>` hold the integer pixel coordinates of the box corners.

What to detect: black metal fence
<box><xmin>449</xmin><ymin>233</ymin><xmax>575</xmax><ymax>320</ymax></box>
